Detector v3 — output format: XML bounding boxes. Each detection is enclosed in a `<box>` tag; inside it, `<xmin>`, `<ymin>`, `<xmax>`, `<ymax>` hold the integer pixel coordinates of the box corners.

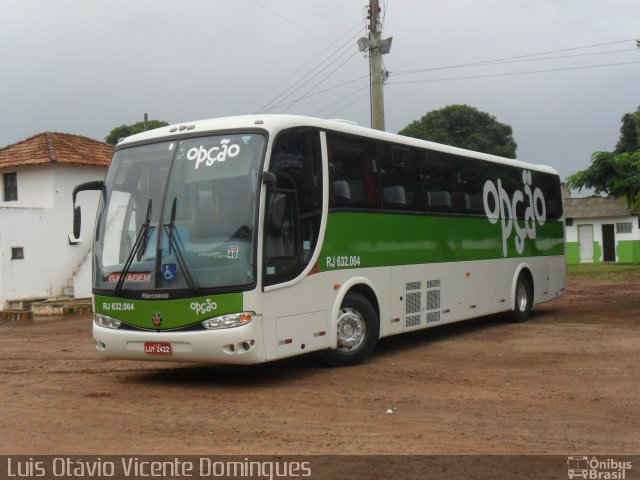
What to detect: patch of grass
<box><xmin>568</xmin><ymin>263</ymin><xmax>640</xmax><ymax>281</ymax></box>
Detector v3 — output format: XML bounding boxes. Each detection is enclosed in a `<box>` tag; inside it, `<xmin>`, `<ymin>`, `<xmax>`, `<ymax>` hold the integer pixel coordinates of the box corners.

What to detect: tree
<box><xmin>105</xmin><ymin>119</ymin><xmax>169</xmax><ymax>145</ymax></box>
<box><xmin>614</xmin><ymin>106</ymin><xmax>640</xmax><ymax>154</ymax></box>
<box><xmin>566</xmin><ymin>107</ymin><xmax>640</xmax><ymax>210</ymax></box>
<box><xmin>566</xmin><ymin>151</ymin><xmax>640</xmax><ymax>210</ymax></box>
<box><xmin>398</xmin><ymin>104</ymin><xmax>517</xmax><ymax>158</ymax></box>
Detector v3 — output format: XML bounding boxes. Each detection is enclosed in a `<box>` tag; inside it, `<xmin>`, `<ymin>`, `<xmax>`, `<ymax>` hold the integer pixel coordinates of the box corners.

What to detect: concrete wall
<box><xmin>1</xmin><ymin>167</ymin><xmax>54</xmax><ymax>208</ymax></box>
<box><xmin>0</xmin><ymin>164</ymin><xmax>105</xmax><ymax>308</ymax></box>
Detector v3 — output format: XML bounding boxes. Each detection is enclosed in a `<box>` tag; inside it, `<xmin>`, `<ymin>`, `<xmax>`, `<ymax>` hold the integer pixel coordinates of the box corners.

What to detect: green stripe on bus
<box><xmin>94</xmin><ymin>293</ymin><xmax>243</xmax><ymax>330</ymax></box>
<box><xmin>319</xmin><ymin>211</ymin><xmax>565</xmax><ymax>270</ymax></box>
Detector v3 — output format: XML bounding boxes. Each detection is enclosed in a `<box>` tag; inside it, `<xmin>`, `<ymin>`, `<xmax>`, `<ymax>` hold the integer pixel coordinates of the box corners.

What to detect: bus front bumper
<box><xmin>92</xmin><ymin>319</ymin><xmax>265</xmax><ymax>365</ymax></box>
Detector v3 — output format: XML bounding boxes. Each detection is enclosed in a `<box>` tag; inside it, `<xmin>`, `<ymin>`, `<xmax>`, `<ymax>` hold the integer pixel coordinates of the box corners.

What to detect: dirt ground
<box><xmin>0</xmin><ymin>269</ymin><xmax>638</xmax><ymax>457</ymax></box>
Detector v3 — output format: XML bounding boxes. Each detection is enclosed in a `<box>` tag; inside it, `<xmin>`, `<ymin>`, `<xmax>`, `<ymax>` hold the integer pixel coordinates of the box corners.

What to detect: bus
<box><xmin>567</xmin><ymin>456</ymin><xmax>589</xmax><ymax>479</ymax></box>
<box><xmin>72</xmin><ymin>114</ymin><xmax>565</xmax><ymax>367</ymax></box>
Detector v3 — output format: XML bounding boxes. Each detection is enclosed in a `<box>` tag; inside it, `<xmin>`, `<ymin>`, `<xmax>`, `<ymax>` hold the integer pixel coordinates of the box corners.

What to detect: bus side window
<box><xmin>532</xmin><ymin>171</ymin><xmax>563</xmax><ymax>221</ymax></box>
<box><xmin>461</xmin><ymin>159</ymin><xmax>490</xmax><ymax>215</ymax></box>
<box><xmin>265</xmin><ymin>129</ymin><xmax>322</xmax><ymax>286</ymax></box>
<box><xmin>421</xmin><ymin>152</ymin><xmax>454</xmax><ymax>213</ymax></box>
<box><xmin>327</xmin><ymin>134</ymin><xmax>380</xmax><ymax>209</ymax></box>
<box><xmin>378</xmin><ymin>143</ymin><xmax>420</xmax><ymax>210</ymax></box>
<box><xmin>333</xmin><ymin>180</ymin><xmax>351</xmax><ymax>206</ymax></box>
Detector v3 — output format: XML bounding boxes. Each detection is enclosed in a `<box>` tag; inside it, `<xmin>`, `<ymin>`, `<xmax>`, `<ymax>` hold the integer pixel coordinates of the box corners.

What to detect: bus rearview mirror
<box><xmin>69</xmin><ymin>206</ymin><xmax>82</xmax><ymax>245</ymax></box>
<box><xmin>73</xmin><ymin>206</ymin><xmax>82</xmax><ymax>239</ymax></box>
<box><xmin>262</xmin><ymin>171</ymin><xmax>277</xmax><ymax>189</ymax></box>
<box><xmin>70</xmin><ymin>180</ymin><xmax>104</xmax><ymax>245</ymax></box>
<box><xmin>268</xmin><ymin>193</ymin><xmax>287</xmax><ymax>232</ymax></box>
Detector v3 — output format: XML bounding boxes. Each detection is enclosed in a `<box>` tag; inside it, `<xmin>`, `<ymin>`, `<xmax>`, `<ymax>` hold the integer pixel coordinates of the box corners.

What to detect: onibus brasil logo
<box><xmin>567</xmin><ymin>456</ymin><xmax>632</xmax><ymax>479</ymax></box>
<box><xmin>483</xmin><ymin>169</ymin><xmax>547</xmax><ymax>257</ymax></box>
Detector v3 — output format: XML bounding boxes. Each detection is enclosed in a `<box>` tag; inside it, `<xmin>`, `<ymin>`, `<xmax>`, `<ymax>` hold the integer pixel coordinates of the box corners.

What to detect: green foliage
<box><xmin>105</xmin><ymin>120</ymin><xmax>169</xmax><ymax>145</ymax></box>
<box><xmin>567</xmin><ymin>107</ymin><xmax>640</xmax><ymax>210</ymax></box>
<box><xmin>614</xmin><ymin>106</ymin><xmax>640</xmax><ymax>154</ymax></box>
<box><xmin>397</xmin><ymin>104</ymin><xmax>517</xmax><ymax>158</ymax></box>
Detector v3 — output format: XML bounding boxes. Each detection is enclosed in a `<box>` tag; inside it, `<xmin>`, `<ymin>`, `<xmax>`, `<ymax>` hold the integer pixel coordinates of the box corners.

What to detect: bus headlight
<box><xmin>202</xmin><ymin>312</ymin><xmax>255</xmax><ymax>330</ymax></box>
<box><xmin>94</xmin><ymin>313</ymin><xmax>121</xmax><ymax>329</ymax></box>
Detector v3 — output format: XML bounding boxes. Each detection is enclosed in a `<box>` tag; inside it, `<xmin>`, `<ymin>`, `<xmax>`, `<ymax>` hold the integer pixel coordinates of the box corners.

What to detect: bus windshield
<box><xmin>94</xmin><ymin>133</ymin><xmax>265</xmax><ymax>293</ymax></box>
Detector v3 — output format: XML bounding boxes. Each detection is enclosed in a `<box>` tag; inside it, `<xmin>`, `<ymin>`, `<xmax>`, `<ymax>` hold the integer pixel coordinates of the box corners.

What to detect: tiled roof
<box><xmin>564</xmin><ymin>196</ymin><xmax>633</xmax><ymax>219</ymax></box>
<box><xmin>0</xmin><ymin>132</ymin><xmax>113</xmax><ymax>169</ymax></box>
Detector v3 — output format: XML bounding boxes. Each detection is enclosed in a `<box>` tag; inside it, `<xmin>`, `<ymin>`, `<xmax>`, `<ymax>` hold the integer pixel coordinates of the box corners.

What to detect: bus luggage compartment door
<box><xmin>275</xmin><ymin>311</ymin><xmax>327</xmax><ymax>358</ymax></box>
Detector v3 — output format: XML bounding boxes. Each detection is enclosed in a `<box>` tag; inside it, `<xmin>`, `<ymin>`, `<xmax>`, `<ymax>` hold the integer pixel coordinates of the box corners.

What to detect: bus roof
<box><xmin>118</xmin><ymin>114</ymin><xmax>559</xmax><ymax>176</ymax></box>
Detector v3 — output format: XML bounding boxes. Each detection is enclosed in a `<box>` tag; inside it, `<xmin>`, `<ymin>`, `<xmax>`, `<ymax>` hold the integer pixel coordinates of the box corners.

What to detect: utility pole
<box><xmin>365</xmin><ymin>0</ymin><xmax>391</xmax><ymax>131</ymax></box>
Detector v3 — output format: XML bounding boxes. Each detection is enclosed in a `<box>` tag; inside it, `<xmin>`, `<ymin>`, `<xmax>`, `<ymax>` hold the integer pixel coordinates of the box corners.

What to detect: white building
<box><xmin>0</xmin><ymin>132</ymin><xmax>112</xmax><ymax>310</ymax></box>
<box><xmin>564</xmin><ymin>196</ymin><xmax>640</xmax><ymax>264</ymax></box>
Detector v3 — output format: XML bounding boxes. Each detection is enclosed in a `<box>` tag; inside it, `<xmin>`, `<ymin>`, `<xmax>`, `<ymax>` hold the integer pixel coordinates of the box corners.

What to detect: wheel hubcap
<box><xmin>336</xmin><ymin>308</ymin><xmax>366</xmax><ymax>352</ymax></box>
<box><xmin>516</xmin><ymin>281</ymin><xmax>528</xmax><ymax>312</ymax></box>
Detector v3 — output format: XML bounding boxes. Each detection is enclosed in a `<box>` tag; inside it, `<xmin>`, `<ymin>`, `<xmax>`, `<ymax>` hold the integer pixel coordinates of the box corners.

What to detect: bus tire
<box><xmin>321</xmin><ymin>292</ymin><xmax>379</xmax><ymax>367</ymax></box>
<box><xmin>507</xmin><ymin>272</ymin><xmax>532</xmax><ymax>323</ymax></box>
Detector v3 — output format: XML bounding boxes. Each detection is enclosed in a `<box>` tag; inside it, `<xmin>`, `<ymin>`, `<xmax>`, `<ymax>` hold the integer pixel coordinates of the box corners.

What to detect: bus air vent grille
<box><xmin>406</xmin><ymin>292</ymin><xmax>421</xmax><ymax>314</ymax></box>
<box><xmin>405</xmin><ymin>315</ymin><xmax>421</xmax><ymax>328</ymax></box>
<box><xmin>427</xmin><ymin>279</ymin><xmax>441</xmax><ymax>288</ymax></box>
<box><xmin>406</xmin><ymin>281</ymin><xmax>421</xmax><ymax>291</ymax></box>
<box><xmin>427</xmin><ymin>290</ymin><xmax>441</xmax><ymax>310</ymax></box>
<box><xmin>427</xmin><ymin>311</ymin><xmax>441</xmax><ymax>324</ymax></box>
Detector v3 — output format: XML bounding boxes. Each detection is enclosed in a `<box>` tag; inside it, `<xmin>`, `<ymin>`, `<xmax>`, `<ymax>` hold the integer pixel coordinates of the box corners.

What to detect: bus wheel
<box><xmin>507</xmin><ymin>273</ymin><xmax>532</xmax><ymax>323</ymax></box>
<box><xmin>321</xmin><ymin>292</ymin><xmax>379</xmax><ymax>367</ymax></box>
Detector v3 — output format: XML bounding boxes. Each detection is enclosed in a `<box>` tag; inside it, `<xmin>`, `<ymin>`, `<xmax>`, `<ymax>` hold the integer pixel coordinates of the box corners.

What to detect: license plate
<box><xmin>144</xmin><ymin>342</ymin><xmax>172</xmax><ymax>355</ymax></box>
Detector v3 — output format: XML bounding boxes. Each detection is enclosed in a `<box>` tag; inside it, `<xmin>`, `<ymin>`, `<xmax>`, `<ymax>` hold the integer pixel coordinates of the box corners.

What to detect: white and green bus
<box><xmin>72</xmin><ymin>115</ymin><xmax>565</xmax><ymax>366</ymax></box>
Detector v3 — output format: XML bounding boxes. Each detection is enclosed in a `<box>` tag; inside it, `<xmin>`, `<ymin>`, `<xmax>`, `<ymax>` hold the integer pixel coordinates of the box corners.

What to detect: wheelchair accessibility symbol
<box><xmin>162</xmin><ymin>264</ymin><xmax>177</xmax><ymax>281</ymax></box>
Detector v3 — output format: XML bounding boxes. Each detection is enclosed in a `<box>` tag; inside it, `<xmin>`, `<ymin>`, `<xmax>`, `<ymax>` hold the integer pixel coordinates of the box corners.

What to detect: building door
<box><xmin>602</xmin><ymin>224</ymin><xmax>616</xmax><ymax>262</ymax></box>
<box><xmin>577</xmin><ymin>225</ymin><xmax>594</xmax><ymax>263</ymax></box>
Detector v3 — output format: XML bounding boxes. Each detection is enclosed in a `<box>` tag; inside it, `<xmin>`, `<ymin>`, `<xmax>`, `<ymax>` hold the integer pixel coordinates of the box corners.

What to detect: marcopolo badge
<box><xmin>151</xmin><ymin>313</ymin><xmax>163</xmax><ymax>327</ymax></box>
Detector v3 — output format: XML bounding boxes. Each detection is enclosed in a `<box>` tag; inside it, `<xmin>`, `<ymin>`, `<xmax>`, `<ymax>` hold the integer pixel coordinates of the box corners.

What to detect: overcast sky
<box><xmin>1</xmin><ymin>0</ymin><xmax>638</xmax><ymax>180</ymax></box>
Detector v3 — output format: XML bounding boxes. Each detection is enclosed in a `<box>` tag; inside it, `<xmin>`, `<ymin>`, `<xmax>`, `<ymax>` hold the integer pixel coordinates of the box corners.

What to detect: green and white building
<box><xmin>564</xmin><ymin>196</ymin><xmax>640</xmax><ymax>264</ymax></box>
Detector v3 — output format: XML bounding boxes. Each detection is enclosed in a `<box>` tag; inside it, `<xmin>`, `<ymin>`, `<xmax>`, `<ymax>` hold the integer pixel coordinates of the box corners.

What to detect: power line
<box><xmin>235</xmin><ymin>20</ymin><xmax>363</xmax><ymax>114</ymax></box>
<box><xmin>256</xmin><ymin>26</ymin><xmax>364</xmax><ymax>112</ymax></box>
<box><xmin>237</xmin><ymin>2</ymin><xmax>365</xmax><ymax>114</ymax></box>
<box><xmin>253</xmin><ymin>74</ymin><xmax>370</xmax><ymax>114</ymax></box>
<box><xmin>393</xmin><ymin>48</ymin><xmax>639</xmax><ymax>76</ymax></box>
<box><xmin>484</xmin><ymin>38</ymin><xmax>637</xmax><ymax>61</ymax></box>
<box><xmin>262</xmin><ymin>47</ymin><xmax>636</xmax><ymax>117</ymax></box>
<box><xmin>272</xmin><ymin>74</ymin><xmax>370</xmax><ymax>111</ymax></box>
<box><xmin>326</xmin><ymin>92</ymin><xmax>370</xmax><ymax>118</ymax></box>
<box><xmin>387</xmin><ymin>61</ymin><xmax>640</xmax><ymax>86</ymax></box>
<box><xmin>311</xmin><ymin>81</ymin><xmax>370</xmax><ymax>116</ymax></box>
<box><xmin>381</xmin><ymin>0</ymin><xmax>389</xmax><ymax>28</ymax></box>
<box><xmin>279</xmin><ymin>49</ymin><xmax>362</xmax><ymax>112</ymax></box>
<box><xmin>392</xmin><ymin>38</ymin><xmax>638</xmax><ymax>76</ymax></box>
<box><xmin>290</xmin><ymin>49</ymin><xmax>639</xmax><ymax>116</ymax></box>
<box><xmin>248</xmin><ymin>0</ymin><xmax>329</xmax><ymax>45</ymax></box>
<box><xmin>257</xmin><ymin>30</ymin><xmax>363</xmax><ymax>113</ymax></box>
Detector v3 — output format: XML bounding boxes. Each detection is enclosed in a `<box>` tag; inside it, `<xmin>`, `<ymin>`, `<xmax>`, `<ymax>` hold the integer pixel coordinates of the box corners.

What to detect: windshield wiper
<box><xmin>115</xmin><ymin>199</ymin><xmax>152</xmax><ymax>294</ymax></box>
<box><xmin>163</xmin><ymin>198</ymin><xmax>199</xmax><ymax>294</ymax></box>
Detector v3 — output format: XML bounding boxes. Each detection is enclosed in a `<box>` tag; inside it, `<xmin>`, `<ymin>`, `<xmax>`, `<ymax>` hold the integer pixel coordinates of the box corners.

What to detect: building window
<box><xmin>616</xmin><ymin>222</ymin><xmax>632</xmax><ymax>234</ymax></box>
<box><xmin>3</xmin><ymin>172</ymin><xmax>17</xmax><ymax>201</ymax></box>
<box><xmin>11</xmin><ymin>247</ymin><xmax>24</xmax><ymax>260</ymax></box>
<box><xmin>565</xmin><ymin>218</ymin><xmax>574</xmax><ymax>226</ymax></box>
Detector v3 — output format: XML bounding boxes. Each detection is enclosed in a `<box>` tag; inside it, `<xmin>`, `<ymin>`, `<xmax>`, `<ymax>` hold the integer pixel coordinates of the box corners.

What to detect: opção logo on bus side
<box><xmin>186</xmin><ymin>139</ymin><xmax>240</xmax><ymax>169</ymax></box>
<box><xmin>483</xmin><ymin>169</ymin><xmax>546</xmax><ymax>257</ymax></box>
